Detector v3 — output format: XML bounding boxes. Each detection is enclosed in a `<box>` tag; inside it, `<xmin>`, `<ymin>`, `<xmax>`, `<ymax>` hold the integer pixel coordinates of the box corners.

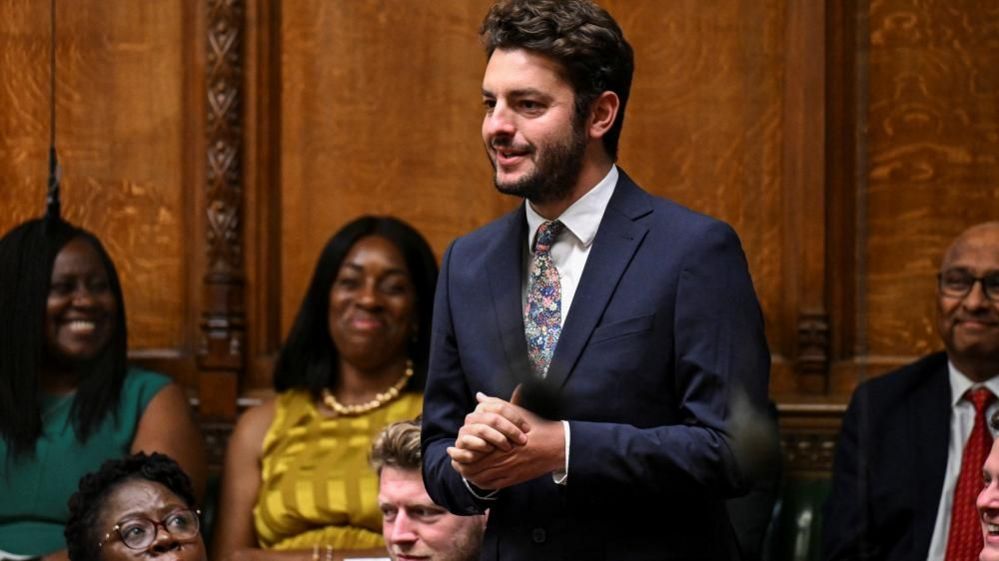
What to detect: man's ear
<box><xmin>587</xmin><ymin>91</ymin><xmax>620</xmax><ymax>140</ymax></box>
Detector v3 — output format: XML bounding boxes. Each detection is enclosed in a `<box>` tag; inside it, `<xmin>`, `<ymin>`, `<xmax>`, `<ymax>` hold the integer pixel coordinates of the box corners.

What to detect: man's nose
<box><xmin>389</xmin><ymin>511</ymin><xmax>418</xmax><ymax>543</ymax></box>
<box><xmin>484</xmin><ymin>103</ymin><xmax>515</xmax><ymax>139</ymax></box>
<box><xmin>962</xmin><ymin>279</ymin><xmax>990</xmax><ymax>310</ymax></box>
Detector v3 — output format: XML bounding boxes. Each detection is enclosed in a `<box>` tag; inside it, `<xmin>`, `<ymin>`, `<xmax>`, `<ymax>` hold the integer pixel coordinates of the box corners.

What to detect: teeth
<box><xmin>990</xmin><ymin>523</ymin><xmax>999</xmax><ymax>533</ymax></box>
<box><xmin>67</xmin><ymin>320</ymin><xmax>96</xmax><ymax>334</ymax></box>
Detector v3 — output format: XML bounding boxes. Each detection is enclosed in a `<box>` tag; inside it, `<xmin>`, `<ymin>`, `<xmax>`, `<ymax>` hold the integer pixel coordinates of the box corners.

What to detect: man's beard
<box><xmin>489</xmin><ymin>120</ymin><xmax>588</xmax><ymax>205</ymax></box>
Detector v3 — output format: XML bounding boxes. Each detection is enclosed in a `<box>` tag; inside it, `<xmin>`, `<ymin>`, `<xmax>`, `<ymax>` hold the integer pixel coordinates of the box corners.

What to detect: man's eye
<box><xmin>943</xmin><ymin>274</ymin><xmax>972</xmax><ymax>289</ymax></box>
<box><xmin>380</xmin><ymin>507</ymin><xmax>397</xmax><ymax>522</ymax></box>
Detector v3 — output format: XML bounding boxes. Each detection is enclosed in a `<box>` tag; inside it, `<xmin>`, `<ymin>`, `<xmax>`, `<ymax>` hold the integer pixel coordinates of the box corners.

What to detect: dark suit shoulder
<box><xmin>852</xmin><ymin>351</ymin><xmax>949</xmax><ymax>403</ymax></box>
<box><xmin>615</xmin><ymin>172</ymin><xmax>743</xmax><ymax>250</ymax></box>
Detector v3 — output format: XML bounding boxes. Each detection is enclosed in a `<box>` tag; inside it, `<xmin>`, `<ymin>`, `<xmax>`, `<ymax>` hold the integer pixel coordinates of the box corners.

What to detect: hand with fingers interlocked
<box><xmin>447</xmin><ymin>385</ymin><xmax>566</xmax><ymax>490</ymax></box>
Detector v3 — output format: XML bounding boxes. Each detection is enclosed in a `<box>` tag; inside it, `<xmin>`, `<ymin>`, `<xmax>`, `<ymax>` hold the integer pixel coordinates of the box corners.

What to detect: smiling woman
<box><xmin>0</xmin><ymin>218</ymin><xmax>206</xmax><ymax>561</ymax></box>
<box><xmin>212</xmin><ymin>216</ymin><xmax>438</xmax><ymax>561</ymax></box>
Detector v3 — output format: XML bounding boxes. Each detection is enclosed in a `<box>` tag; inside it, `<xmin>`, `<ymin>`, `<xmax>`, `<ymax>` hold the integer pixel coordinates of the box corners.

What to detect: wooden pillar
<box><xmin>198</xmin><ymin>0</ymin><xmax>245</xmax><ymax>420</ymax></box>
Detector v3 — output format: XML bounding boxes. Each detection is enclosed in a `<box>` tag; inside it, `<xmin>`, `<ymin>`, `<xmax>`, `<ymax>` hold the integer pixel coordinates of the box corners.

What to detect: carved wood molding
<box><xmin>796</xmin><ymin>312</ymin><xmax>830</xmax><ymax>382</ymax></box>
<box><xmin>778</xmin><ymin>402</ymin><xmax>845</xmax><ymax>477</ymax></box>
<box><xmin>198</xmin><ymin>0</ymin><xmax>245</xmax><ymax>418</ymax></box>
<box><xmin>783</xmin><ymin>1</ymin><xmax>831</xmax><ymax>393</ymax></box>
<box><xmin>781</xmin><ymin>431</ymin><xmax>838</xmax><ymax>476</ymax></box>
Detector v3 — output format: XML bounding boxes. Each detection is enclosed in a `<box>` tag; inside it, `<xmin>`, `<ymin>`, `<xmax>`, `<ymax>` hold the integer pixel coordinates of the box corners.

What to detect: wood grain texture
<box><xmin>864</xmin><ymin>0</ymin><xmax>999</xmax><ymax>361</ymax></box>
<box><xmin>0</xmin><ymin>0</ymin><xmax>190</xmax><ymax>352</ymax></box>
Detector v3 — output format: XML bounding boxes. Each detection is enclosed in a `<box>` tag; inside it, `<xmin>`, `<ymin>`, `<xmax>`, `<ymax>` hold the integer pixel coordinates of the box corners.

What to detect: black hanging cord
<box><xmin>45</xmin><ymin>0</ymin><xmax>61</xmax><ymax>226</ymax></box>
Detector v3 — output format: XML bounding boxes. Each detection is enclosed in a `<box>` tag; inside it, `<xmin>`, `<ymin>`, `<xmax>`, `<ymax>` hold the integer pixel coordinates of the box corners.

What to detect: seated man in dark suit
<box><xmin>824</xmin><ymin>221</ymin><xmax>999</xmax><ymax>560</ymax></box>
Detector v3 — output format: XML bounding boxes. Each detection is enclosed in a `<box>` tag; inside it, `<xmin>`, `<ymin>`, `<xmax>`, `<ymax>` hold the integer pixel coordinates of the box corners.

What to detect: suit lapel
<box><xmin>912</xmin><ymin>361</ymin><xmax>952</xmax><ymax>552</ymax></box>
<box><xmin>485</xmin><ymin>208</ymin><xmax>532</xmax><ymax>391</ymax></box>
<box><xmin>545</xmin><ymin>172</ymin><xmax>651</xmax><ymax>390</ymax></box>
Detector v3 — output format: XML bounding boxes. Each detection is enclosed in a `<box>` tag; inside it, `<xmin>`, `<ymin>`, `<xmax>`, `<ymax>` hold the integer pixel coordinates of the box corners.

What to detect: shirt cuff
<box><xmin>552</xmin><ymin>420</ymin><xmax>570</xmax><ymax>486</ymax></box>
<box><xmin>462</xmin><ymin>477</ymin><xmax>499</xmax><ymax>500</ymax></box>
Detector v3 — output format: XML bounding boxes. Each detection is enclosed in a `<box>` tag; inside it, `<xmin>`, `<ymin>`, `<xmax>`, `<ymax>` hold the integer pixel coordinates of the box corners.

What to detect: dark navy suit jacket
<box><xmin>421</xmin><ymin>172</ymin><xmax>771</xmax><ymax>560</ymax></box>
<box><xmin>823</xmin><ymin>352</ymin><xmax>952</xmax><ymax>561</ymax></box>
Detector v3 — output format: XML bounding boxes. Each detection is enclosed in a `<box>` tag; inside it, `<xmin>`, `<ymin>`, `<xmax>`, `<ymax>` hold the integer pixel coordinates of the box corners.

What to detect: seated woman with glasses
<box><xmin>63</xmin><ymin>452</ymin><xmax>206</xmax><ymax>561</ymax></box>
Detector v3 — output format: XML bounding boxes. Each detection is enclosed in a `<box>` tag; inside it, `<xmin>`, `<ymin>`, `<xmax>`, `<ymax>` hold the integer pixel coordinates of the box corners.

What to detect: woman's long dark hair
<box><xmin>0</xmin><ymin>218</ymin><xmax>129</xmax><ymax>459</ymax></box>
<box><xmin>273</xmin><ymin>216</ymin><xmax>438</xmax><ymax>396</ymax></box>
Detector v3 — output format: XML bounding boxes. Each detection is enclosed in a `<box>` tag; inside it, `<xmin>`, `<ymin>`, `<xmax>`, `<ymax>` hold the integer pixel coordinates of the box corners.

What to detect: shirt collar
<box><xmin>948</xmin><ymin>359</ymin><xmax>999</xmax><ymax>406</ymax></box>
<box><xmin>525</xmin><ymin>165</ymin><xmax>618</xmax><ymax>251</ymax></box>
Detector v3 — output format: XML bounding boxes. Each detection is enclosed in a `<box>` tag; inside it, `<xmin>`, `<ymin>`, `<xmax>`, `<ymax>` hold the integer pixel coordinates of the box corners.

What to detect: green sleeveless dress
<box><xmin>0</xmin><ymin>368</ymin><xmax>170</xmax><ymax>557</ymax></box>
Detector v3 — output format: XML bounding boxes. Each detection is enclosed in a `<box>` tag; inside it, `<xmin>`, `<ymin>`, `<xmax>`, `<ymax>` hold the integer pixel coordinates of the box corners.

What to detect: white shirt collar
<box><xmin>948</xmin><ymin>359</ymin><xmax>999</xmax><ymax>406</ymax></box>
<box><xmin>525</xmin><ymin>165</ymin><xmax>618</xmax><ymax>251</ymax></box>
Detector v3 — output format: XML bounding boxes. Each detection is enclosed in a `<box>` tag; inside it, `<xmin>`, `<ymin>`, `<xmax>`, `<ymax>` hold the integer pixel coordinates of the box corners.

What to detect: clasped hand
<box><xmin>446</xmin><ymin>386</ymin><xmax>565</xmax><ymax>490</ymax></box>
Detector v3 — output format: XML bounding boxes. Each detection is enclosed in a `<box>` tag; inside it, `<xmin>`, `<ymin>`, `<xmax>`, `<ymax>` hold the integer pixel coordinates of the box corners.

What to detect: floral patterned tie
<box><xmin>525</xmin><ymin>220</ymin><xmax>564</xmax><ymax>377</ymax></box>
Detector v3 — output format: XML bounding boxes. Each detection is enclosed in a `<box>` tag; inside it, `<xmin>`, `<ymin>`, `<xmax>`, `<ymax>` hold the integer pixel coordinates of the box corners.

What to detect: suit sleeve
<box><xmin>823</xmin><ymin>385</ymin><xmax>874</xmax><ymax>560</ymax></box>
<box><xmin>567</xmin><ymin>221</ymin><xmax>771</xmax><ymax>499</ymax></box>
<box><xmin>420</xmin><ymin>240</ymin><xmax>490</xmax><ymax>515</ymax></box>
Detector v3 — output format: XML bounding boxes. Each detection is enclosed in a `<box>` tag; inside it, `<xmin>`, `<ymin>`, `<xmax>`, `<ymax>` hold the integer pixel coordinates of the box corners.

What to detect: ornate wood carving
<box><xmin>198</xmin><ymin>0</ymin><xmax>245</xmax><ymax>418</ymax></box>
<box><xmin>778</xmin><ymin>403</ymin><xmax>844</xmax><ymax>477</ymax></box>
<box><xmin>796</xmin><ymin>312</ymin><xmax>830</xmax><ymax>383</ymax></box>
<box><xmin>781</xmin><ymin>431</ymin><xmax>838</xmax><ymax>476</ymax></box>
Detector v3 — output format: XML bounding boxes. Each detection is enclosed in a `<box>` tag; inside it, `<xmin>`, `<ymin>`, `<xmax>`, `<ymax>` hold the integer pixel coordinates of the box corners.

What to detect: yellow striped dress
<box><xmin>252</xmin><ymin>389</ymin><xmax>422</xmax><ymax>550</ymax></box>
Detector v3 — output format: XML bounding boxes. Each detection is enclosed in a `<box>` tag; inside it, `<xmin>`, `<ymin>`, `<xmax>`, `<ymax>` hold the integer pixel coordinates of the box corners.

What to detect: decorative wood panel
<box><xmin>197</xmin><ymin>0</ymin><xmax>245</xmax><ymax>418</ymax></box>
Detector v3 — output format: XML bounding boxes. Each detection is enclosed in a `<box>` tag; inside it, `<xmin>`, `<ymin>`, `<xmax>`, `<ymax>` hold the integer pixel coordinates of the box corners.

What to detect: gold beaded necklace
<box><xmin>321</xmin><ymin>360</ymin><xmax>413</xmax><ymax>417</ymax></box>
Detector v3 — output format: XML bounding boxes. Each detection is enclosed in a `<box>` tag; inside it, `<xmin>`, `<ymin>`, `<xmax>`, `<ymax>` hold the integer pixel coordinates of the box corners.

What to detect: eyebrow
<box><xmin>481</xmin><ymin>88</ymin><xmax>553</xmax><ymax>101</ymax></box>
<box><xmin>341</xmin><ymin>263</ymin><xmax>408</xmax><ymax>276</ymax></box>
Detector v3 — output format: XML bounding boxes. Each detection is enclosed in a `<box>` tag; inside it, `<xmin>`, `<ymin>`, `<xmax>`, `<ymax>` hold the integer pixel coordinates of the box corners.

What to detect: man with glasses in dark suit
<box><xmin>825</xmin><ymin>221</ymin><xmax>999</xmax><ymax>561</ymax></box>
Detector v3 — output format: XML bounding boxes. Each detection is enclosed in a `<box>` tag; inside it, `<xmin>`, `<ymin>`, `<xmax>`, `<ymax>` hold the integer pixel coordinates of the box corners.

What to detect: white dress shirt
<box><xmin>926</xmin><ymin>361</ymin><xmax>999</xmax><ymax>560</ymax></box>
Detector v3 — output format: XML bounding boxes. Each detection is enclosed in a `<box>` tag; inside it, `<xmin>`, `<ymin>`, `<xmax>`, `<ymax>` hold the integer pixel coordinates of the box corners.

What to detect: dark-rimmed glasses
<box><xmin>97</xmin><ymin>509</ymin><xmax>201</xmax><ymax>550</ymax></box>
<box><xmin>938</xmin><ymin>269</ymin><xmax>999</xmax><ymax>301</ymax></box>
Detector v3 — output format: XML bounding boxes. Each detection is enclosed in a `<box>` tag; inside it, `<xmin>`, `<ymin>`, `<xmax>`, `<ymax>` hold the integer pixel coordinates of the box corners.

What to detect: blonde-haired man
<box><xmin>371</xmin><ymin>420</ymin><xmax>486</xmax><ymax>561</ymax></box>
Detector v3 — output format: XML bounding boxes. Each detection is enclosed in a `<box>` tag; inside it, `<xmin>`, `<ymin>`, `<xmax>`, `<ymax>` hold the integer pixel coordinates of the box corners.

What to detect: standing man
<box><xmin>420</xmin><ymin>1</ymin><xmax>771</xmax><ymax>559</ymax></box>
<box><xmin>370</xmin><ymin>420</ymin><xmax>487</xmax><ymax>561</ymax></box>
<box><xmin>824</xmin><ymin>221</ymin><xmax>999</xmax><ymax>561</ymax></box>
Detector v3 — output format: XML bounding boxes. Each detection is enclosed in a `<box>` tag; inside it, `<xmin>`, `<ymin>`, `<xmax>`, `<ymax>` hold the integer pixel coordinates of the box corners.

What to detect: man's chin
<box><xmin>494</xmin><ymin>176</ymin><xmax>539</xmax><ymax>200</ymax></box>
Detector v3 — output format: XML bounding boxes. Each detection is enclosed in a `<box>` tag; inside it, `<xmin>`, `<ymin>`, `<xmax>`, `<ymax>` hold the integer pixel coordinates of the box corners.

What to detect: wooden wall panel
<box><xmin>0</xmin><ymin>1</ymin><xmax>192</xmax><ymax>357</ymax></box>
<box><xmin>858</xmin><ymin>0</ymin><xmax>999</xmax><ymax>377</ymax></box>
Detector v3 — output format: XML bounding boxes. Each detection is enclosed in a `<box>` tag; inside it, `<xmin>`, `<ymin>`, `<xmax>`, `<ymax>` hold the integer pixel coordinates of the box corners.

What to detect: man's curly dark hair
<box><xmin>480</xmin><ymin>0</ymin><xmax>634</xmax><ymax>161</ymax></box>
<box><xmin>64</xmin><ymin>452</ymin><xmax>197</xmax><ymax>561</ymax></box>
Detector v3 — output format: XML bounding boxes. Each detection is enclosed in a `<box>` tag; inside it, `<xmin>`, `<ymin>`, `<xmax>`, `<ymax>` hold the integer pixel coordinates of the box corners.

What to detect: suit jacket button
<box><xmin>531</xmin><ymin>528</ymin><xmax>546</xmax><ymax>543</ymax></box>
